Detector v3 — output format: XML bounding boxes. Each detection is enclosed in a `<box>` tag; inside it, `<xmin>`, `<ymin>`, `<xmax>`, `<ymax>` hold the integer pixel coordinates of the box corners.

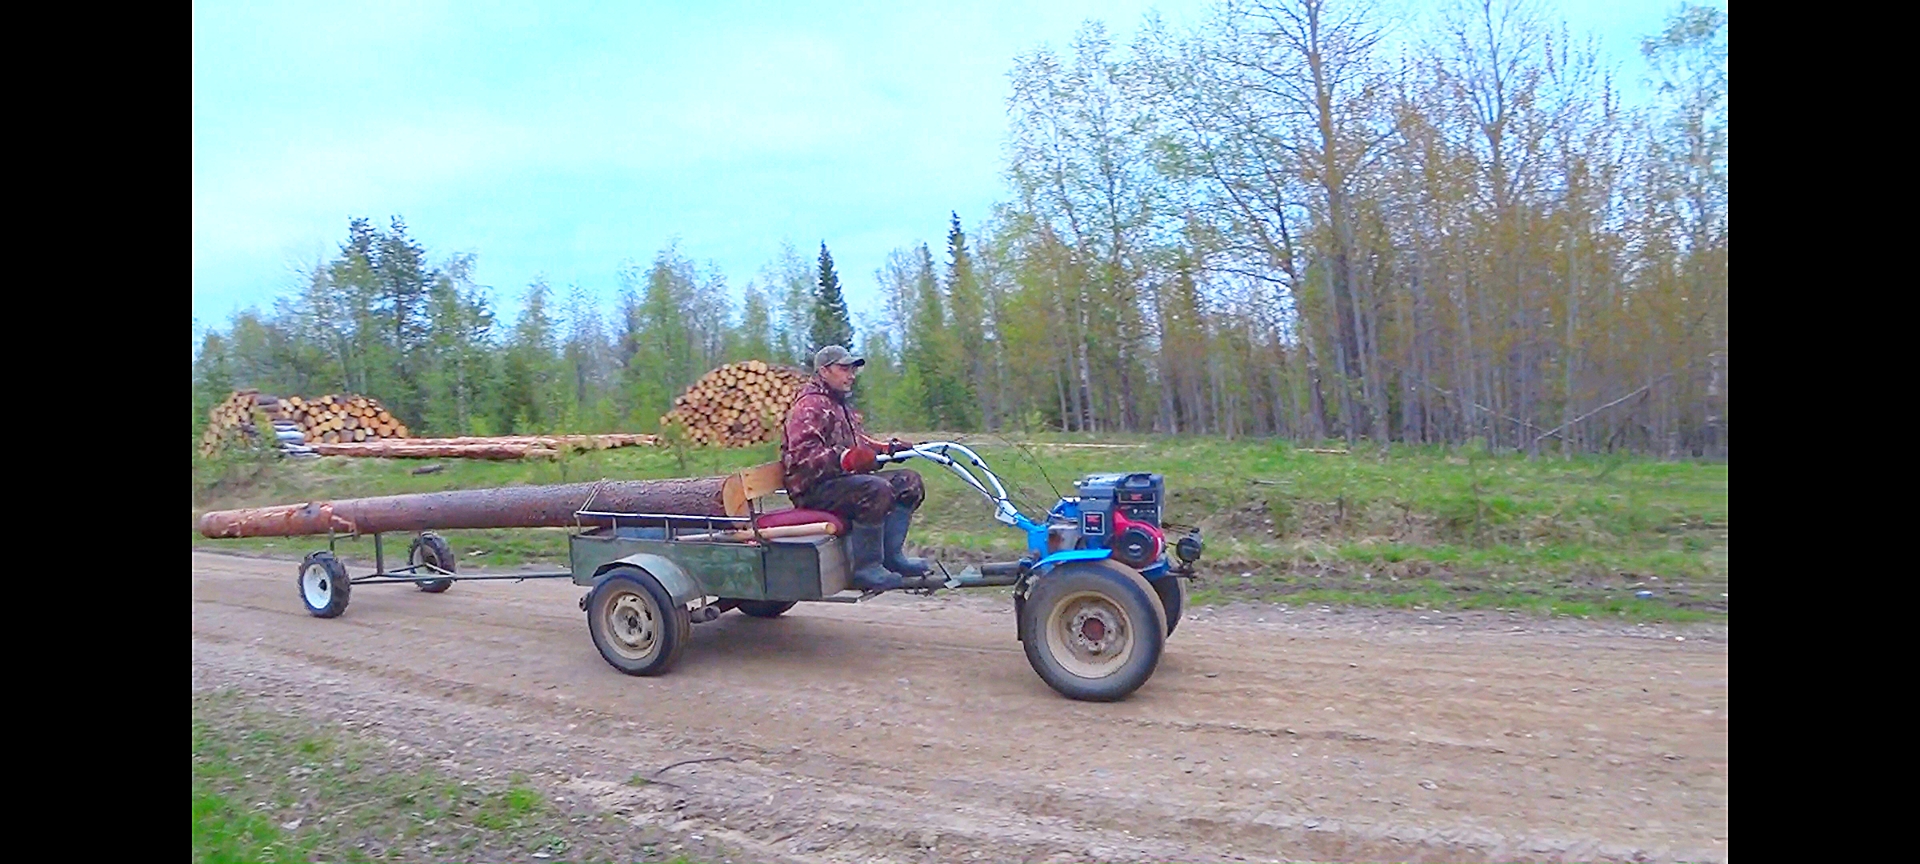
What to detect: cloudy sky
<box><xmin>192</xmin><ymin>0</ymin><xmax>1706</xmax><ymax>343</ymax></box>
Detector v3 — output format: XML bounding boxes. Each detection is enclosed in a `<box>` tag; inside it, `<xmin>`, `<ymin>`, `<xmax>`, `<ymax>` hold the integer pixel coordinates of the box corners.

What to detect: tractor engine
<box><xmin>1051</xmin><ymin>473</ymin><xmax>1168</xmax><ymax>571</ymax></box>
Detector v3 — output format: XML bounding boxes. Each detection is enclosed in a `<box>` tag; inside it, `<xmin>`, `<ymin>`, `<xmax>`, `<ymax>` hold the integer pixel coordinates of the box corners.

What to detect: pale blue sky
<box><xmin>192</xmin><ymin>0</ymin><xmax>1710</xmax><ymax>344</ymax></box>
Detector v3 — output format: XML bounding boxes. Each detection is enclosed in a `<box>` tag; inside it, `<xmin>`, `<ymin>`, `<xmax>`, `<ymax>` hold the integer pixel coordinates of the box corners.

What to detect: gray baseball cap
<box><xmin>813</xmin><ymin>345</ymin><xmax>866</xmax><ymax>370</ymax></box>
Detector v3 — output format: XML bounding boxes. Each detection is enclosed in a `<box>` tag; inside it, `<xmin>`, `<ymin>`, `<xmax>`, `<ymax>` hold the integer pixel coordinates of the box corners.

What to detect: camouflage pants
<box><xmin>794</xmin><ymin>469</ymin><xmax>925</xmax><ymax>524</ymax></box>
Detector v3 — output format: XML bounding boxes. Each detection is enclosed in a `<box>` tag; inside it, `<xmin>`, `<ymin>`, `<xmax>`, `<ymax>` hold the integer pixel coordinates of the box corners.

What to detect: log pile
<box><xmin>201</xmin><ymin>390</ymin><xmax>413</xmax><ymax>457</ymax></box>
<box><xmin>201</xmin><ymin>390</ymin><xmax>668</xmax><ymax>461</ymax></box>
<box><xmin>283</xmin><ymin>394</ymin><xmax>410</xmax><ymax>443</ymax></box>
<box><xmin>659</xmin><ymin>360</ymin><xmax>811</xmax><ymax>447</ymax></box>
<box><xmin>199</xmin><ymin>390</ymin><xmax>291</xmax><ymax>457</ymax></box>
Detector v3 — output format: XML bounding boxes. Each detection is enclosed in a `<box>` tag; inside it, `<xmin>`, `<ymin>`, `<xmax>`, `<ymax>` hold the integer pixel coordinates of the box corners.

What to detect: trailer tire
<box><xmin>735</xmin><ymin>600</ymin><xmax>797</xmax><ymax>619</ymax></box>
<box><xmin>586</xmin><ymin>567</ymin><xmax>689</xmax><ymax>676</ymax></box>
<box><xmin>1152</xmin><ymin>573</ymin><xmax>1189</xmax><ymax>636</ymax></box>
<box><xmin>408</xmin><ymin>533</ymin><xmax>455</xmax><ymax>593</ymax></box>
<box><xmin>298</xmin><ymin>551</ymin><xmax>351</xmax><ymax>619</ymax></box>
<box><xmin>1020</xmin><ymin>560</ymin><xmax>1166</xmax><ymax>702</ymax></box>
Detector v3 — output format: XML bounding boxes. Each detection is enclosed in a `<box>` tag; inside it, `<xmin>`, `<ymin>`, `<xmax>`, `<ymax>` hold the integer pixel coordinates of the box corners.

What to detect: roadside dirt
<box><xmin>192</xmin><ymin>550</ymin><xmax>1727</xmax><ymax>863</ymax></box>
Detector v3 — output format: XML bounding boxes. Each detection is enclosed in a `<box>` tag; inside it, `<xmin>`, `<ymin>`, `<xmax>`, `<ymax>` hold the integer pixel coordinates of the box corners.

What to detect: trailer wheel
<box><xmin>298</xmin><ymin>551</ymin><xmax>351</xmax><ymax>619</ymax></box>
<box><xmin>735</xmin><ymin>600</ymin><xmax>796</xmax><ymax>619</ymax></box>
<box><xmin>408</xmin><ymin>533</ymin><xmax>455</xmax><ymax>593</ymax></box>
<box><xmin>1152</xmin><ymin>574</ymin><xmax>1189</xmax><ymax>636</ymax></box>
<box><xmin>1020</xmin><ymin>560</ymin><xmax>1166</xmax><ymax>702</ymax></box>
<box><xmin>586</xmin><ymin>567</ymin><xmax>689</xmax><ymax>676</ymax></box>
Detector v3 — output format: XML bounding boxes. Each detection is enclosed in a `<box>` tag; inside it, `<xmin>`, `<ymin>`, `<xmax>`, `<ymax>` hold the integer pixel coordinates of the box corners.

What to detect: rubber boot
<box><xmin>882</xmin><ymin>503</ymin><xmax>930</xmax><ymax>577</ymax></box>
<box><xmin>846</xmin><ymin>520</ymin><xmax>901</xmax><ymax>591</ymax></box>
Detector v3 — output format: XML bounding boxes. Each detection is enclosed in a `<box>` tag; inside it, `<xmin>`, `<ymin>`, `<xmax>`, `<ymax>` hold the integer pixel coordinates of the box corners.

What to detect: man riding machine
<box><xmin>779</xmin><ymin>345</ymin><xmax>928</xmax><ymax>591</ymax></box>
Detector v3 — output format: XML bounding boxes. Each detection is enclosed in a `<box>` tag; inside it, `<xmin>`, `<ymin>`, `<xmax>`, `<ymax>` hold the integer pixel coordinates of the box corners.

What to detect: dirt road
<box><xmin>191</xmin><ymin>551</ymin><xmax>1728</xmax><ymax>863</ymax></box>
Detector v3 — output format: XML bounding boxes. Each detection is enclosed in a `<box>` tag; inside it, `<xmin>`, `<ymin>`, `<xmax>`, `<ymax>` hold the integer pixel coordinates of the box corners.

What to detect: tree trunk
<box><xmin>1055</xmin><ymin>363</ymin><xmax>1070</xmax><ymax>434</ymax></box>
<box><xmin>1303</xmin><ymin>334</ymin><xmax>1331</xmax><ymax>444</ymax></box>
<box><xmin>200</xmin><ymin>475</ymin><xmax>730</xmax><ymax>538</ymax></box>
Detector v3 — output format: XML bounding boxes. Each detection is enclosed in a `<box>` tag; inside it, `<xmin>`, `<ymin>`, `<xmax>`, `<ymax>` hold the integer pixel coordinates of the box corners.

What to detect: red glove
<box><xmin>839</xmin><ymin>445</ymin><xmax>878</xmax><ymax>473</ymax></box>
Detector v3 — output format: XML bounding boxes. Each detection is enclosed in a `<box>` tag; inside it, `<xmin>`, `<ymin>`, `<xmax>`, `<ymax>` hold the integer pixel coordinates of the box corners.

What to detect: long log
<box><xmin>302</xmin><ymin>437</ymin><xmax>658</xmax><ymax>459</ymax></box>
<box><xmin>307</xmin><ymin>442</ymin><xmax>554</xmax><ymax>460</ymax></box>
<box><xmin>197</xmin><ymin>476</ymin><xmax>730</xmax><ymax>539</ymax></box>
<box><xmin>344</xmin><ymin>435</ymin><xmax>660</xmax><ymax>448</ymax></box>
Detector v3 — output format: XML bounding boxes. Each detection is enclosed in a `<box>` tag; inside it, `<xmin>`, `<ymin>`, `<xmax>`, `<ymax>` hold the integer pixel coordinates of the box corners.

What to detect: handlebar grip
<box><xmin>875</xmin><ymin>443</ymin><xmax>929</xmax><ymax>463</ymax></box>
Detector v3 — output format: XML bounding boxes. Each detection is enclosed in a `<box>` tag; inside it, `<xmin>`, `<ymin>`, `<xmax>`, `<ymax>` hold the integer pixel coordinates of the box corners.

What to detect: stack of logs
<box><xmin>201</xmin><ymin>391</ymin><xmax>408</xmax><ymax>457</ymax></box>
<box><xmin>202</xmin><ymin>355</ymin><xmax>816</xmax><ymax>460</ymax></box>
<box><xmin>199</xmin><ymin>390</ymin><xmax>291</xmax><ymax>457</ymax></box>
<box><xmin>200</xmin><ymin>388</ymin><xmax>664</xmax><ymax>461</ymax></box>
<box><xmin>283</xmin><ymin>394</ymin><xmax>410</xmax><ymax>443</ymax></box>
<box><xmin>659</xmin><ymin>360</ymin><xmax>811</xmax><ymax>447</ymax></box>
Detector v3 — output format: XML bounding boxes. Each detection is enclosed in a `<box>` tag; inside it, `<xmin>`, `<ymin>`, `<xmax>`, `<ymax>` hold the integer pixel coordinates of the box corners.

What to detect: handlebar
<box><xmin>875</xmin><ymin>441</ymin><xmax>1026</xmax><ymax>527</ymax></box>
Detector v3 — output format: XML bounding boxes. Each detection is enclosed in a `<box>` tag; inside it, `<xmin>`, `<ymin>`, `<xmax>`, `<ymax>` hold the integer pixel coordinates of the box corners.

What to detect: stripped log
<box><xmin>307</xmin><ymin>443</ymin><xmax>559</xmax><ymax>460</ymax></box>
<box><xmin>197</xmin><ymin>476</ymin><xmax>730</xmax><ymax>539</ymax></box>
<box><xmin>303</xmin><ymin>435</ymin><xmax>660</xmax><ymax>459</ymax></box>
<box><xmin>382</xmin><ymin>435</ymin><xmax>659</xmax><ymax>448</ymax></box>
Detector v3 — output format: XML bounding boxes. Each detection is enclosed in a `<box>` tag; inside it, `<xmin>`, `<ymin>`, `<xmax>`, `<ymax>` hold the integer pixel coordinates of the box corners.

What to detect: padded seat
<box><xmin>754</xmin><ymin>508</ymin><xmax>847</xmax><ymax>536</ymax></box>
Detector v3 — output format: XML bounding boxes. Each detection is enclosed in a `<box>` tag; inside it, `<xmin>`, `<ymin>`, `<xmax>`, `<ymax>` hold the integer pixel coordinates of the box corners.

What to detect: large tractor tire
<box><xmin>1020</xmin><ymin>560</ymin><xmax>1167</xmax><ymax>702</ymax></box>
<box><xmin>1152</xmin><ymin>573</ymin><xmax>1190</xmax><ymax>636</ymax></box>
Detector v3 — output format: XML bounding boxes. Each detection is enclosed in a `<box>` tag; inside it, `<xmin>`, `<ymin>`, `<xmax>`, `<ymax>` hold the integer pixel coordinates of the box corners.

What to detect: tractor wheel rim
<box><xmin>302</xmin><ymin>564</ymin><xmax>333</xmax><ymax>608</ymax></box>
<box><xmin>411</xmin><ymin>546</ymin><xmax>442</xmax><ymax>581</ymax></box>
<box><xmin>605</xmin><ymin>592</ymin><xmax>660</xmax><ymax>660</ymax></box>
<box><xmin>1045</xmin><ymin>590</ymin><xmax>1135</xmax><ymax>679</ymax></box>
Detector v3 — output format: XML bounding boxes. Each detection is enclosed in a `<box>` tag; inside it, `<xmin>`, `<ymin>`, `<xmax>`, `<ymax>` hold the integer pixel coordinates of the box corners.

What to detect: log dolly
<box><xmin>198</xmin><ymin>442</ymin><xmax>1203</xmax><ymax>701</ymax></box>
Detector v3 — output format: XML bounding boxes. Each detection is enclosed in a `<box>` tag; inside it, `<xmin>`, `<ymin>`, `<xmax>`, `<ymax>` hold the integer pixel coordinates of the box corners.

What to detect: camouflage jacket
<box><xmin>780</xmin><ymin>378</ymin><xmax>886</xmax><ymax>498</ymax></box>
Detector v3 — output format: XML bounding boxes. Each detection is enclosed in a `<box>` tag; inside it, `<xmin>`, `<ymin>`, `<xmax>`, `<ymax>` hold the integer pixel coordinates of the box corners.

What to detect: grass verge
<box><xmin>191</xmin><ymin>690</ymin><xmax>718</xmax><ymax>863</ymax></box>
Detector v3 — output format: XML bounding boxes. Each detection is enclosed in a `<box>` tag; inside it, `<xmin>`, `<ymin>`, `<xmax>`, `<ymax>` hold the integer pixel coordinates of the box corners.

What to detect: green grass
<box><xmin>1190</xmin><ymin>579</ymin><xmax>1718</xmax><ymax>623</ymax></box>
<box><xmin>192</xmin><ymin>787</ymin><xmax>293</xmax><ymax>864</ymax></box>
<box><xmin>193</xmin><ymin>434</ymin><xmax>1726</xmax><ymax>622</ymax></box>
<box><xmin>191</xmin><ymin>690</ymin><xmax>729</xmax><ymax>863</ymax></box>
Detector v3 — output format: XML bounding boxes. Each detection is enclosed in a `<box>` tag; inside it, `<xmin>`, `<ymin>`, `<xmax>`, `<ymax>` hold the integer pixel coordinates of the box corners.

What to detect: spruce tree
<box><xmin>944</xmin><ymin>212</ymin><xmax>983</xmax><ymax>429</ymax></box>
<box><xmin>810</xmin><ymin>242</ymin><xmax>854</xmax><ymax>354</ymax></box>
